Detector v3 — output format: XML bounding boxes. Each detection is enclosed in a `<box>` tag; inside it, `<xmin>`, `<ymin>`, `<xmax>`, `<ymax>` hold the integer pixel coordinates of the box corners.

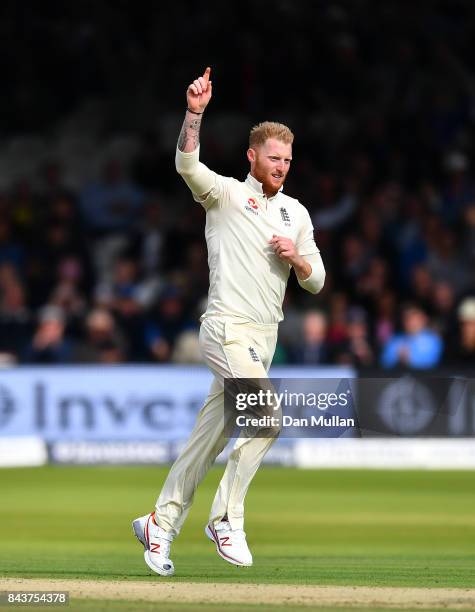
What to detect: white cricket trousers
<box><xmin>155</xmin><ymin>317</ymin><xmax>279</xmax><ymax>536</ymax></box>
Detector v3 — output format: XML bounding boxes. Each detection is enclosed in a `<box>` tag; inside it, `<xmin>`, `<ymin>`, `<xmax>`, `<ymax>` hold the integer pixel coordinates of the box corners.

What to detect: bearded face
<box><xmin>247</xmin><ymin>138</ymin><xmax>292</xmax><ymax>197</ymax></box>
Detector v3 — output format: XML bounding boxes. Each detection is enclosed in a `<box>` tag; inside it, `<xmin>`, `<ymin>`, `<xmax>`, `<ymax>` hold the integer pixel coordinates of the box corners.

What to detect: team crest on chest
<box><xmin>280</xmin><ymin>207</ymin><xmax>291</xmax><ymax>226</ymax></box>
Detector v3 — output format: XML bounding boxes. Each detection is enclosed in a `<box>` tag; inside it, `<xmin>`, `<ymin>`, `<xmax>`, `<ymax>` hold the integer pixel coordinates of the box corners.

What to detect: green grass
<box><xmin>0</xmin><ymin>466</ymin><xmax>474</xmax><ymax>590</ymax></box>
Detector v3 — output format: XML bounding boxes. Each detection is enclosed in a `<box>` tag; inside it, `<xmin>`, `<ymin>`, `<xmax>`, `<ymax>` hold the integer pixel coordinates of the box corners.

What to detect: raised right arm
<box><xmin>177</xmin><ymin>110</ymin><xmax>204</xmax><ymax>153</ymax></box>
<box><xmin>175</xmin><ymin>67</ymin><xmax>216</xmax><ymax>202</ymax></box>
<box><xmin>178</xmin><ymin>66</ymin><xmax>212</xmax><ymax>153</ymax></box>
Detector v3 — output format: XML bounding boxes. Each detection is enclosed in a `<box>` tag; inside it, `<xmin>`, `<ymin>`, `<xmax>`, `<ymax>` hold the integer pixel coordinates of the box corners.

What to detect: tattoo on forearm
<box><xmin>177</xmin><ymin>114</ymin><xmax>203</xmax><ymax>152</ymax></box>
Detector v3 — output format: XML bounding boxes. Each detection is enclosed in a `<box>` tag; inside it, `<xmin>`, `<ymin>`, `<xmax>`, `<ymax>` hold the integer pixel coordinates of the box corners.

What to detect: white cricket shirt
<box><xmin>176</xmin><ymin>148</ymin><xmax>324</xmax><ymax>324</ymax></box>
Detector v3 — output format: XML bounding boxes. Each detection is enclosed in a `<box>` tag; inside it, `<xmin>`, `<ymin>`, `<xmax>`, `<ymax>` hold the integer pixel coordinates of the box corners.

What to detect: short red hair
<box><xmin>249</xmin><ymin>121</ymin><xmax>294</xmax><ymax>148</ymax></box>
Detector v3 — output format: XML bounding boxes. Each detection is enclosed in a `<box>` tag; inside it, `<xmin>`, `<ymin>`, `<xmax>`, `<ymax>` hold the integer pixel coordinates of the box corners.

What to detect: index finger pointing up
<box><xmin>203</xmin><ymin>66</ymin><xmax>211</xmax><ymax>84</ymax></box>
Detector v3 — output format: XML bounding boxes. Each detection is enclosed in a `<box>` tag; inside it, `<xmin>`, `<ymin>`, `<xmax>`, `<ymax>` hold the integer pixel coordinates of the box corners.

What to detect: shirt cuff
<box><xmin>175</xmin><ymin>146</ymin><xmax>200</xmax><ymax>174</ymax></box>
<box><xmin>297</xmin><ymin>252</ymin><xmax>326</xmax><ymax>294</ymax></box>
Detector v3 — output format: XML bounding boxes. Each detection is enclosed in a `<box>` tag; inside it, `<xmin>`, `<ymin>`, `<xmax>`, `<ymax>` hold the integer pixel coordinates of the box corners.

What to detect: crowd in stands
<box><xmin>0</xmin><ymin>1</ymin><xmax>474</xmax><ymax>370</ymax></box>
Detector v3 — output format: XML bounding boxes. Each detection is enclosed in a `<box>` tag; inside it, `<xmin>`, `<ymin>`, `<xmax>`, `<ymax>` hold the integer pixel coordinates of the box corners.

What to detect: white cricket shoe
<box><xmin>132</xmin><ymin>512</ymin><xmax>174</xmax><ymax>576</ymax></box>
<box><xmin>205</xmin><ymin>520</ymin><xmax>253</xmax><ymax>567</ymax></box>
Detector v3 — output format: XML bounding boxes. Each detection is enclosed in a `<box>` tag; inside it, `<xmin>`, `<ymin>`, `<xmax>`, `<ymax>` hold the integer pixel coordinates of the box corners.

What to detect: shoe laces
<box><xmin>216</xmin><ymin>521</ymin><xmax>246</xmax><ymax>541</ymax></box>
<box><xmin>150</xmin><ymin>525</ymin><xmax>173</xmax><ymax>558</ymax></box>
<box><xmin>215</xmin><ymin>520</ymin><xmax>231</xmax><ymax>532</ymax></box>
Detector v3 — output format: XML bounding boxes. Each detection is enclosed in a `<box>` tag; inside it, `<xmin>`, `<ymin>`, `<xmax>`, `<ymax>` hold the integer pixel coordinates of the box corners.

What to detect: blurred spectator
<box><xmin>80</xmin><ymin>160</ymin><xmax>144</xmax><ymax>234</ymax></box>
<box><xmin>181</xmin><ymin>240</ymin><xmax>210</xmax><ymax>304</ymax></box>
<box><xmin>392</xmin><ymin>195</ymin><xmax>428</xmax><ymax>288</ymax></box>
<box><xmin>171</xmin><ymin>298</ymin><xmax>209</xmax><ymax>364</ymax></box>
<box><xmin>444</xmin><ymin>298</ymin><xmax>475</xmax><ymax>367</ymax></box>
<box><xmin>95</xmin><ymin>256</ymin><xmax>154</xmax><ymax>360</ymax></box>
<box><xmin>334</xmin><ymin>307</ymin><xmax>375</xmax><ymax>367</ymax></box>
<box><xmin>355</xmin><ymin>257</ymin><xmax>389</xmax><ymax>306</ymax></box>
<box><xmin>23</xmin><ymin>305</ymin><xmax>73</xmax><ymax>364</ymax></box>
<box><xmin>326</xmin><ymin>293</ymin><xmax>349</xmax><ymax>346</ymax></box>
<box><xmin>409</xmin><ymin>265</ymin><xmax>434</xmax><ymax>314</ymax></box>
<box><xmin>276</xmin><ymin>293</ymin><xmax>303</xmax><ymax>361</ymax></box>
<box><xmin>339</xmin><ymin>235</ymin><xmax>370</xmax><ymax>293</ymax></box>
<box><xmin>26</xmin><ymin>220</ymin><xmax>90</xmax><ymax>308</ymax></box>
<box><xmin>73</xmin><ymin>308</ymin><xmax>127</xmax><ymax>363</ymax></box>
<box><xmin>288</xmin><ymin>310</ymin><xmax>331</xmax><ymax>364</ymax></box>
<box><xmin>441</xmin><ymin>151</ymin><xmax>475</xmax><ymax>224</ymax></box>
<box><xmin>49</xmin><ymin>255</ymin><xmax>88</xmax><ymax>325</ymax></box>
<box><xmin>144</xmin><ymin>286</ymin><xmax>195</xmax><ymax>362</ymax></box>
<box><xmin>431</xmin><ymin>281</ymin><xmax>457</xmax><ymax>338</ymax></box>
<box><xmin>425</xmin><ymin>228</ymin><xmax>469</xmax><ymax>293</ymax></box>
<box><xmin>130</xmin><ymin>199</ymin><xmax>165</xmax><ymax>277</ymax></box>
<box><xmin>381</xmin><ymin>304</ymin><xmax>443</xmax><ymax>369</ymax></box>
<box><xmin>95</xmin><ymin>256</ymin><xmax>155</xmax><ymax>315</ymax></box>
<box><xmin>172</xmin><ymin>330</ymin><xmax>202</xmax><ymax>364</ymax></box>
<box><xmin>0</xmin><ymin>269</ymin><xmax>32</xmax><ymax>362</ymax></box>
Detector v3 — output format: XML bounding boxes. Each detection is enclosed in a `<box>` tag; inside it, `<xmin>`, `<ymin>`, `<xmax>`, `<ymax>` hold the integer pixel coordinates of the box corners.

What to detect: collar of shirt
<box><xmin>245</xmin><ymin>173</ymin><xmax>283</xmax><ymax>200</ymax></box>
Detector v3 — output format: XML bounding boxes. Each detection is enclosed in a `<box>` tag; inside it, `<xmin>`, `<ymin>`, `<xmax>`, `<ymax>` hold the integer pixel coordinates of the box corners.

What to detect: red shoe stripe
<box><xmin>144</xmin><ymin>513</ymin><xmax>152</xmax><ymax>548</ymax></box>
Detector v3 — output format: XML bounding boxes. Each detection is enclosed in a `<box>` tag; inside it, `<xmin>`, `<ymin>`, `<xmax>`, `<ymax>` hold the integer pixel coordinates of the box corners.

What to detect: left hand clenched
<box><xmin>269</xmin><ymin>234</ymin><xmax>299</xmax><ymax>265</ymax></box>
